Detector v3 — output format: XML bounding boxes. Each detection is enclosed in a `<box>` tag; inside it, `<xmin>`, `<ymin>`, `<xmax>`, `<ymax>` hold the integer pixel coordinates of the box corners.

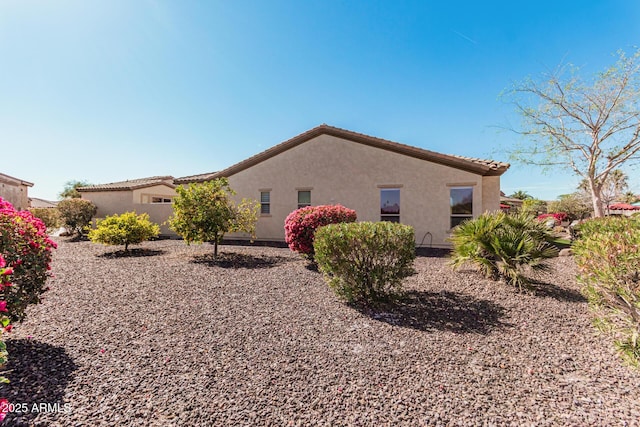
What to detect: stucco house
<box><xmin>175</xmin><ymin>124</ymin><xmax>510</xmax><ymax>247</ymax></box>
<box><xmin>77</xmin><ymin>176</ymin><xmax>177</xmax><ymax>235</ymax></box>
<box><xmin>0</xmin><ymin>172</ymin><xmax>33</xmax><ymax>210</ymax></box>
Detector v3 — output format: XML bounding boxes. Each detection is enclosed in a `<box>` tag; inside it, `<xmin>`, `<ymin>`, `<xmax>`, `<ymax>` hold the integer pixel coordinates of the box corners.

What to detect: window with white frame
<box><xmin>260</xmin><ymin>191</ymin><xmax>271</xmax><ymax>214</ymax></box>
<box><xmin>380</xmin><ymin>188</ymin><xmax>400</xmax><ymax>222</ymax></box>
<box><xmin>151</xmin><ymin>196</ymin><xmax>173</xmax><ymax>204</ymax></box>
<box><xmin>450</xmin><ymin>187</ymin><xmax>473</xmax><ymax>228</ymax></box>
<box><xmin>297</xmin><ymin>190</ymin><xmax>311</xmax><ymax>209</ymax></box>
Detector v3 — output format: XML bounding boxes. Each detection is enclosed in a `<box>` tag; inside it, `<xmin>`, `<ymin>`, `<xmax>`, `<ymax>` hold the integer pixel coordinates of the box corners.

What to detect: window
<box><xmin>151</xmin><ymin>197</ymin><xmax>172</xmax><ymax>204</ymax></box>
<box><xmin>298</xmin><ymin>190</ymin><xmax>311</xmax><ymax>209</ymax></box>
<box><xmin>450</xmin><ymin>187</ymin><xmax>473</xmax><ymax>228</ymax></box>
<box><xmin>380</xmin><ymin>189</ymin><xmax>400</xmax><ymax>222</ymax></box>
<box><xmin>260</xmin><ymin>191</ymin><xmax>270</xmax><ymax>214</ymax></box>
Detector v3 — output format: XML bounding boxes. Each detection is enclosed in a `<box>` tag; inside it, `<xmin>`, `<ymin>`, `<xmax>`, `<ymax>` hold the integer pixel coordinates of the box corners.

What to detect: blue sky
<box><xmin>1</xmin><ymin>0</ymin><xmax>639</xmax><ymax>201</ymax></box>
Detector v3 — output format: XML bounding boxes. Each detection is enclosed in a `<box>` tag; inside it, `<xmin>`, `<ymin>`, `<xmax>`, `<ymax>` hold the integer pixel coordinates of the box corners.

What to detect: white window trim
<box><xmin>260</xmin><ymin>190</ymin><xmax>271</xmax><ymax>216</ymax></box>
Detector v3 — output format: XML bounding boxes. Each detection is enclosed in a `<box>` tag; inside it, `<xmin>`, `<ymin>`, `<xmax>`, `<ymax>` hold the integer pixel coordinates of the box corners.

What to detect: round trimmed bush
<box><xmin>57</xmin><ymin>198</ymin><xmax>97</xmax><ymax>236</ymax></box>
<box><xmin>89</xmin><ymin>211</ymin><xmax>160</xmax><ymax>252</ymax></box>
<box><xmin>314</xmin><ymin>221</ymin><xmax>415</xmax><ymax>303</ymax></box>
<box><xmin>284</xmin><ymin>205</ymin><xmax>357</xmax><ymax>258</ymax></box>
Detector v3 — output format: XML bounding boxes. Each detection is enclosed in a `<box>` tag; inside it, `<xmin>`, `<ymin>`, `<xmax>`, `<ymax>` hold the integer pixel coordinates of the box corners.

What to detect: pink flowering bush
<box><xmin>536</xmin><ymin>212</ymin><xmax>568</xmax><ymax>226</ymax></box>
<box><xmin>0</xmin><ymin>256</ymin><xmax>13</xmax><ymax>384</ymax></box>
<box><xmin>284</xmin><ymin>205</ymin><xmax>357</xmax><ymax>258</ymax></box>
<box><xmin>0</xmin><ymin>197</ymin><xmax>56</xmax><ymax>323</ymax></box>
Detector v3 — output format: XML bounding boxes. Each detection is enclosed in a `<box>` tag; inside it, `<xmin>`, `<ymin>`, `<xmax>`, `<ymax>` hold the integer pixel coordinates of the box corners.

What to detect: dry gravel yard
<box><xmin>1</xmin><ymin>238</ymin><xmax>639</xmax><ymax>426</ymax></box>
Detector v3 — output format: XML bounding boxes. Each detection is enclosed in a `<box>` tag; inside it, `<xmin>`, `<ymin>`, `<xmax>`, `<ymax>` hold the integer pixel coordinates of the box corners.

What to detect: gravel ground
<box><xmin>1</xmin><ymin>238</ymin><xmax>639</xmax><ymax>426</ymax></box>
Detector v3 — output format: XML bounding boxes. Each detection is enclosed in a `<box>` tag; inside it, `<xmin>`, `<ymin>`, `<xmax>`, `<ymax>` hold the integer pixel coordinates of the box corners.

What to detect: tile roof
<box><xmin>173</xmin><ymin>172</ymin><xmax>219</xmax><ymax>185</ymax></box>
<box><xmin>0</xmin><ymin>172</ymin><xmax>34</xmax><ymax>187</ymax></box>
<box><xmin>29</xmin><ymin>197</ymin><xmax>58</xmax><ymax>208</ymax></box>
<box><xmin>175</xmin><ymin>124</ymin><xmax>510</xmax><ymax>183</ymax></box>
<box><xmin>77</xmin><ymin>176</ymin><xmax>175</xmax><ymax>192</ymax></box>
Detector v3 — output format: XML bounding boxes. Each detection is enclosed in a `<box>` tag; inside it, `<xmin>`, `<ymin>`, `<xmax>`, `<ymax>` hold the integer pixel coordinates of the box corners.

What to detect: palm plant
<box><xmin>449</xmin><ymin>211</ymin><xmax>558</xmax><ymax>290</ymax></box>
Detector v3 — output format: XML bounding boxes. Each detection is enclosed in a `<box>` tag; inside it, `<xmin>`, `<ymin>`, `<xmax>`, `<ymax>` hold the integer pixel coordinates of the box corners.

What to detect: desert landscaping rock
<box><xmin>1</xmin><ymin>239</ymin><xmax>639</xmax><ymax>425</ymax></box>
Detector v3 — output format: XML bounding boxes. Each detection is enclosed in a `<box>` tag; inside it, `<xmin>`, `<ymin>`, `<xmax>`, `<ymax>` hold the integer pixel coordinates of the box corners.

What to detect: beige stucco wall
<box><xmin>227</xmin><ymin>134</ymin><xmax>502</xmax><ymax>247</ymax></box>
<box><xmin>133</xmin><ymin>185</ymin><xmax>177</xmax><ymax>204</ymax></box>
<box><xmin>481</xmin><ymin>176</ymin><xmax>501</xmax><ymax>214</ymax></box>
<box><xmin>81</xmin><ymin>187</ymin><xmax>176</xmax><ymax>235</ymax></box>
<box><xmin>0</xmin><ymin>181</ymin><xmax>30</xmax><ymax>210</ymax></box>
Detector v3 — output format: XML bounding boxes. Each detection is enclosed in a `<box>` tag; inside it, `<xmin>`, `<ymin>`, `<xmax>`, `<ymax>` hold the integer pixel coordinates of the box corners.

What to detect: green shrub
<box><xmin>88</xmin><ymin>212</ymin><xmax>160</xmax><ymax>252</ymax></box>
<box><xmin>449</xmin><ymin>211</ymin><xmax>558</xmax><ymax>290</ymax></box>
<box><xmin>57</xmin><ymin>198</ymin><xmax>97</xmax><ymax>237</ymax></box>
<box><xmin>28</xmin><ymin>207</ymin><xmax>61</xmax><ymax>230</ymax></box>
<box><xmin>573</xmin><ymin>216</ymin><xmax>640</xmax><ymax>368</ymax></box>
<box><xmin>314</xmin><ymin>221</ymin><xmax>415</xmax><ymax>304</ymax></box>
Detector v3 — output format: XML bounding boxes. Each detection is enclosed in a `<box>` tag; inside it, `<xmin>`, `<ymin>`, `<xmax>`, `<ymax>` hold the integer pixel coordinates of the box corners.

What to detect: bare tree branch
<box><xmin>504</xmin><ymin>49</ymin><xmax>640</xmax><ymax>217</ymax></box>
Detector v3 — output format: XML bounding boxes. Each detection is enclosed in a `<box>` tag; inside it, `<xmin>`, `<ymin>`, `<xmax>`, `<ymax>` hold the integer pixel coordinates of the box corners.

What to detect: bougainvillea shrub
<box><xmin>0</xmin><ymin>198</ymin><xmax>56</xmax><ymax>323</ymax></box>
<box><xmin>0</xmin><ymin>255</ymin><xmax>13</xmax><ymax>384</ymax></box>
<box><xmin>536</xmin><ymin>212</ymin><xmax>568</xmax><ymax>226</ymax></box>
<box><xmin>284</xmin><ymin>205</ymin><xmax>357</xmax><ymax>258</ymax></box>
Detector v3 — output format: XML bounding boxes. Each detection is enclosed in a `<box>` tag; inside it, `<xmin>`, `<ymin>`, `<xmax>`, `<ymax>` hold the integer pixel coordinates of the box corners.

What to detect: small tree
<box><xmin>168</xmin><ymin>178</ymin><xmax>259</xmax><ymax>257</ymax></box>
<box><xmin>88</xmin><ymin>212</ymin><xmax>160</xmax><ymax>252</ymax></box>
<box><xmin>59</xmin><ymin>180</ymin><xmax>92</xmax><ymax>199</ymax></box>
<box><xmin>57</xmin><ymin>198</ymin><xmax>97</xmax><ymax>237</ymax></box>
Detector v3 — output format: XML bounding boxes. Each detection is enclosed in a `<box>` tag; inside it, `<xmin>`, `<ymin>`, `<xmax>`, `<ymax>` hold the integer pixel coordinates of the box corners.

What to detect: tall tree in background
<box><xmin>508</xmin><ymin>190</ymin><xmax>533</xmax><ymax>200</ymax></box>
<box><xmin>578</xmin><ymin>169</ymin><xmax>629</xmax><ymax>209</ymax></box>
<box><xmin>506</xmin><ymin>49</ymin><xmax>640</xmax><ymax>217</ymax></box>
<box><xmin>59</xmin><ymin>180</ymin><xmax>92</xmax><ymax>199</ymax></box>
<box><xmin>622</xmin><ymin>191</ymin><xmax>639</xmax><ymax>204</ymax></box>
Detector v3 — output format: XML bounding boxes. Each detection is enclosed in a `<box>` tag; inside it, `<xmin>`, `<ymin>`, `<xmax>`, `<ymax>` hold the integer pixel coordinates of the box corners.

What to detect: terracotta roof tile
<box><xmin>77</xmin><ymin>176</ymin><xmax>175</xmax><ymax>192</ymax></box>
<box><xmin>175</xmin><ymin>124</ymin><xmax>510</xmax><ymax>183</ymax></box>
<box><xmin>173</xmin><ymin>172</ymin><xmax>219</xmax><ymax>185</ymax></box>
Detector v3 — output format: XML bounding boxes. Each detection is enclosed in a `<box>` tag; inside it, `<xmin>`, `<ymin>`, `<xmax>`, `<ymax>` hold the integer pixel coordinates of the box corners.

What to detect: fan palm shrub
<box><xmin>449</xmin><ymin>211</ymin><xmax>558</xmax><ymax>290</ymax></box>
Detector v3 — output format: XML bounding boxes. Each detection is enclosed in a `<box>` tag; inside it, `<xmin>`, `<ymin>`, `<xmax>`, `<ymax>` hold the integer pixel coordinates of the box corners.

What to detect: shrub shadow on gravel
<box><xmin>1</xmin><ymin>339</ymin><xmax>77</xmax><ymax>425</ymax></box>
<box><xmin>415</xmin><ymin>247</ymin><xmax>451</xmax><ymax>258</ymax></box>
<box><xmin>528</xmin><ymin>280</ymin><xmax>587</xmax><ymax>303</ymax></box>
<box><xmin>192</xmin><ymin>252</ymin><xmax>291</xmax><ymax>269</ymax></box>
<box><xmin>97</xmin><ymin>249</ymin><xmax>166</xmax><ymax>258</ymax></box>
<box><xmin>362</xmin><ymin>290</ymin><xmax>509</xmax><ymax>334</ymax></box>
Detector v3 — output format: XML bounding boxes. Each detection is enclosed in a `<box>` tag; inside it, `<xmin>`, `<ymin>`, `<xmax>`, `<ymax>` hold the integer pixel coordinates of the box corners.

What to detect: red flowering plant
<box><xmin>0</xmin><ymin>198</ymin><xmax>56</xmax><ymax>323</ymax></box>
<box><xmin>536</xmin><ymin>212</ymin><xmax>568</xmax><ymax>226</ymax></box>
<box><xmin>284</xmin><ymin>205</ymin><xmax>357</xmax><ymax>259</ymax></box>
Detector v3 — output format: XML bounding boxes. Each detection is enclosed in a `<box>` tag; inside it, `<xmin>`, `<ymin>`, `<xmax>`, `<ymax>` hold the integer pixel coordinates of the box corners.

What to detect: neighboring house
<box><xmin>0</xmin><ymin>172</ymin><xmax>33</xmax><ymax>210</ymax></box>
<box><xmin>499</xmin><ymin>191</ymin><xmax>524</xmax><ymax>211</ymax></box>
<box><xmin>77</xmin><ymin>176</ymin><xmax>177</xmax><ymax>235</ymax></box>
<box><xmin>29</xmin><ymin>197</ymin><xmax>58</xmax><ymax>209</ymax></box>
<box><xmin>607</xmin><ymin>203</ymin><xmax>640</xmax><ymax>217</ymax></box>
<box><xmin>175</xmin><ymin>124</ymin><xmax>510</xmax><ymax>247</ymax></box>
